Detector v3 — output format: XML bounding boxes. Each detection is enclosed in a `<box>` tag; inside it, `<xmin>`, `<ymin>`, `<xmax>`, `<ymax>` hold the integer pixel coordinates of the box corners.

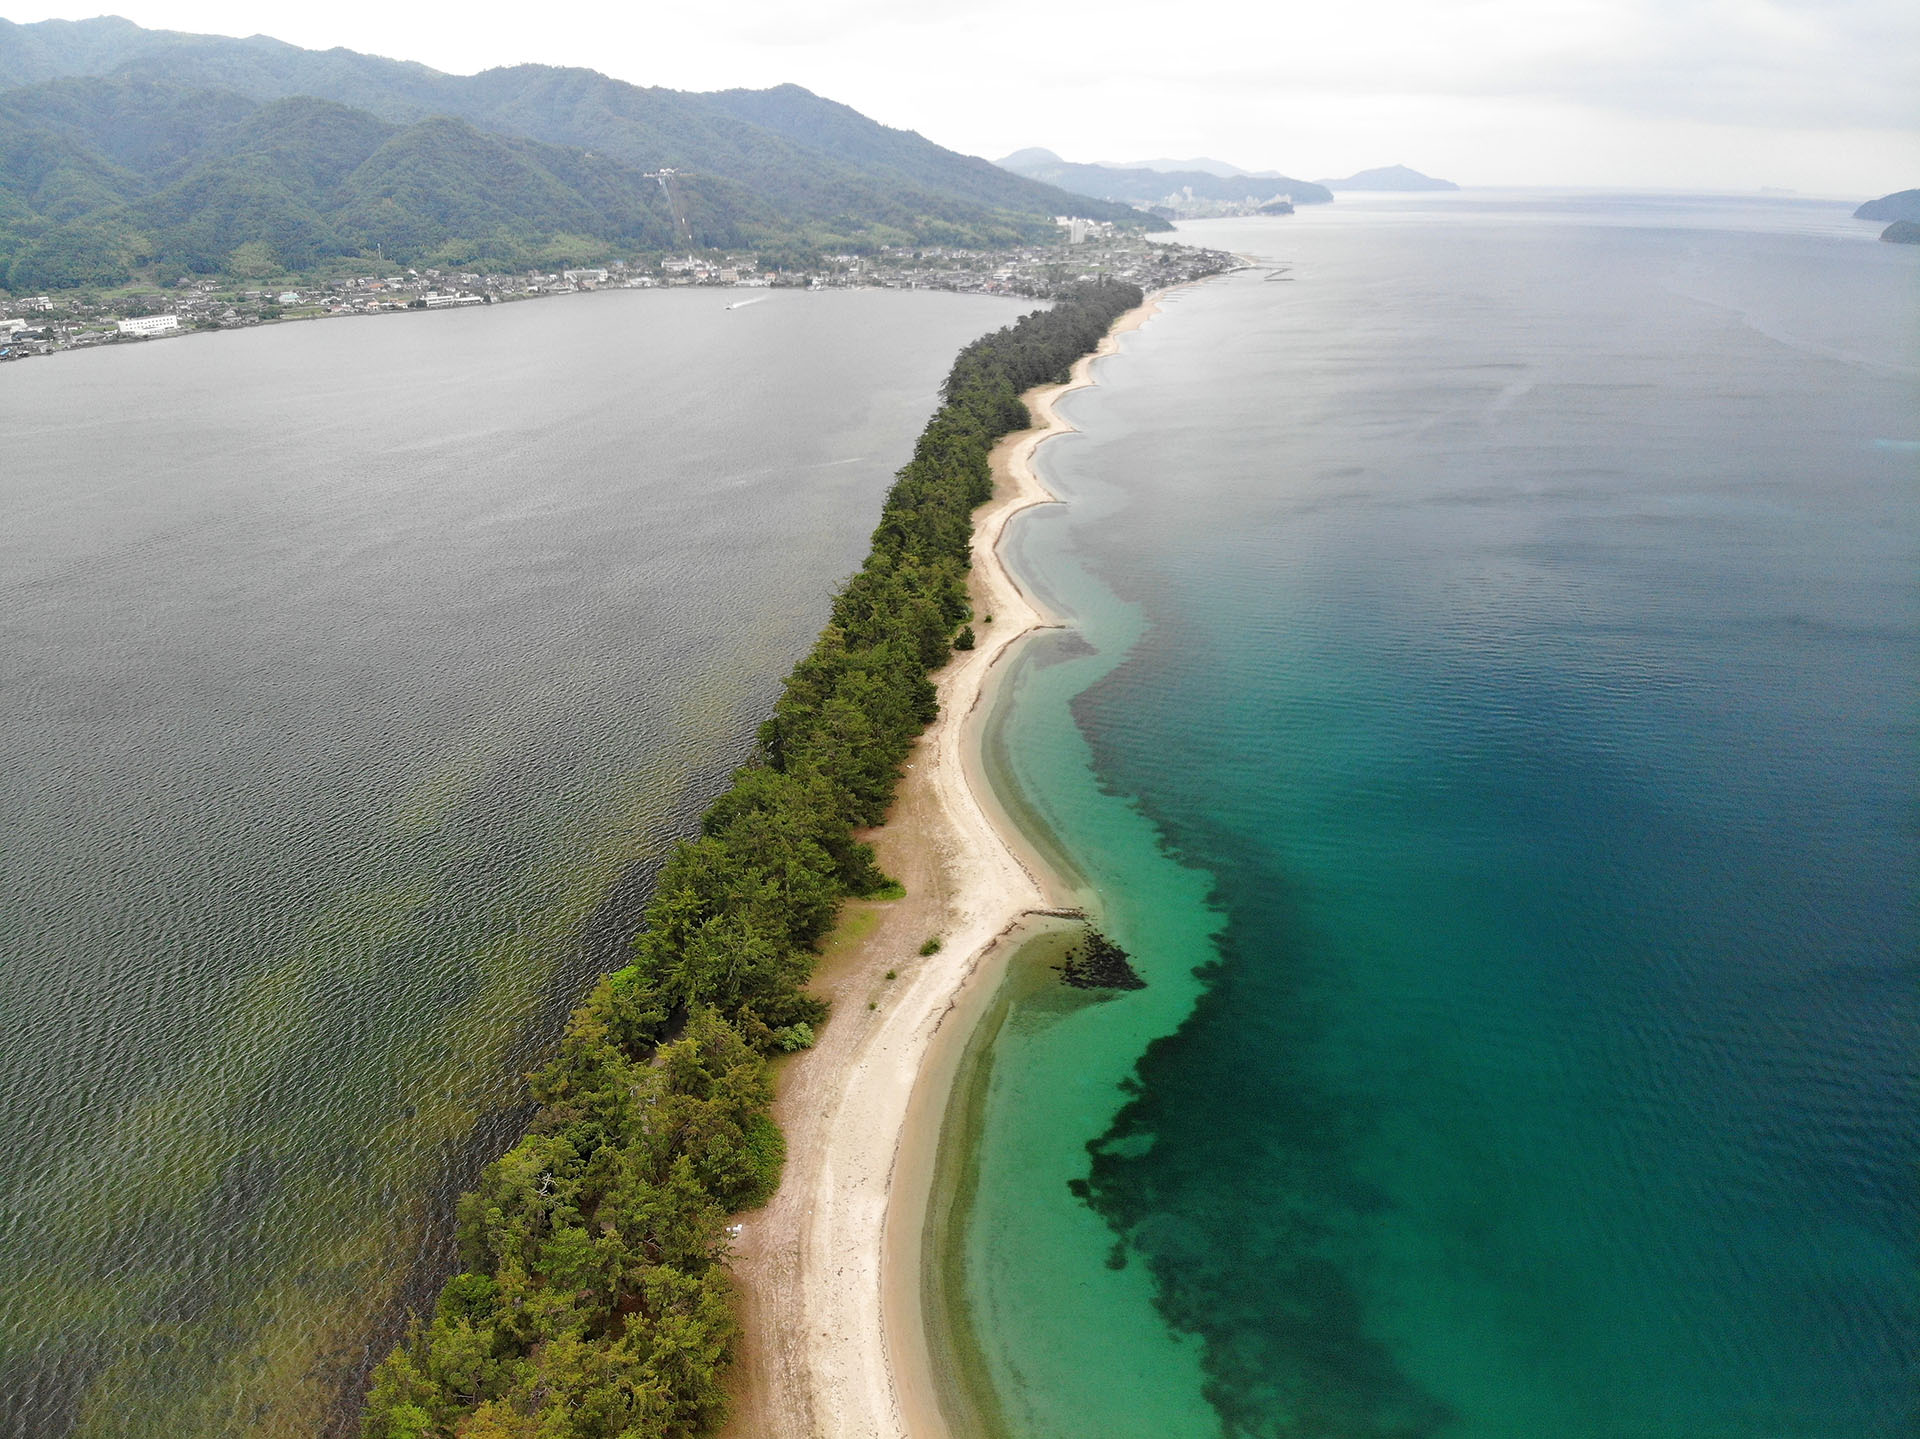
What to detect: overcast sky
<box><xmin>14</xmin><ymin>2</ymin><xmax>1919</xmax><ymax>193</ymax></box>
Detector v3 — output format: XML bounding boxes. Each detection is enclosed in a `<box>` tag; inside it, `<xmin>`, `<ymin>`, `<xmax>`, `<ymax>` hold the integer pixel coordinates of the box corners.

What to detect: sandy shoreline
<box><xmin>722</xmin><ymin>292</ymin><xmax>1164</xmax><ymax>1439</ymax></box>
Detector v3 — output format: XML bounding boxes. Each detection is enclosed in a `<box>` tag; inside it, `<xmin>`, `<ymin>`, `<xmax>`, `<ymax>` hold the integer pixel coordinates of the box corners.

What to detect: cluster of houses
<box><xmin>0</xmin><ymin>231</ymin><xmax>1236</xmax><ymax>362</ymax></box>
<box><xmin>856</xmin><ymin>229</ymin><xmax>1235</xmax><ymax>298</ymax></box>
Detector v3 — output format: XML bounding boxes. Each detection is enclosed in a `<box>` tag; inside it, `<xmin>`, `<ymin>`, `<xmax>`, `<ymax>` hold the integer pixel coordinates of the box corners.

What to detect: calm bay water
<box><xmin>0</xmin><ymin>287</ymin><xmax>1032</xmax><ymax>1437</ymax></box>
<box><xmin>951</xmin><ymin>195</ymin><xmax>1917</xmax><ymax>1437</ymax></box>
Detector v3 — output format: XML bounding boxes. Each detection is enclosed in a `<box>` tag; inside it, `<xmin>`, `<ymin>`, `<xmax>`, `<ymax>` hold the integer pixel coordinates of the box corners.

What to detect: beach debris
<box><xmin>1055</xmin><ymin>927</ymin><xmax>1146</xmax><ymax>990</ymax></box>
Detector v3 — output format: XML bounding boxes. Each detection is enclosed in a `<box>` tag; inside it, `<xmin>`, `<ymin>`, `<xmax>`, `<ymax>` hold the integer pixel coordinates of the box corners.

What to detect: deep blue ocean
<box><xmin>954</xmin><ymin>193</ymin><xmax>1917</xmax><ymax>1437</ymax></box>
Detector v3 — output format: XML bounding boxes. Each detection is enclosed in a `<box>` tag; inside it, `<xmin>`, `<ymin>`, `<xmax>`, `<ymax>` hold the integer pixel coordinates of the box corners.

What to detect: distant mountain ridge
<box><xmin>1104</xmin><ymin>156</ymin><xmax>1264</xmax><ymax>179</ymax></box>
<box><xmin>1001</xmin><ymin>150</ymin><xmax>1461</xmax><ymax>198</ymax></box>
<box><xmin>995</xmin><ymin>148</ymin><xmax>1333</xmax><ymax>211</ymax></box>
<box><xmin>0</xmin><ymin>16</ymin><xmax>1158</xmax><ymax>289</ymax></box>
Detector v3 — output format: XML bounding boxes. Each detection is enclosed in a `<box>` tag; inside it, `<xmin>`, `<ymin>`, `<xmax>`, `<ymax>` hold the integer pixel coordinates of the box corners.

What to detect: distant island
<box><xmin>1852</xmin><ymin>189</ymin><xmax>1920</xmax><ymax>244</ymax></box>
<box><xmin>997</xmin><ymin>147</ymin><xmax>1333</xmax><ymax>218</ymax></box>
<box><xmin>1317</xmin><ymin>164</ymin><xmax>1459</xmax><ymax>191</ymax></box>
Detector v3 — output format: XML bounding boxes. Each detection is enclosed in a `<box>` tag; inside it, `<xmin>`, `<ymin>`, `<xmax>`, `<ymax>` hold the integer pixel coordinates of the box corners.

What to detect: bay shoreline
<box><xmin>721</xmin><ymin>291</ymin><xmax>1168</xmax><ymax>1438</ymax></box>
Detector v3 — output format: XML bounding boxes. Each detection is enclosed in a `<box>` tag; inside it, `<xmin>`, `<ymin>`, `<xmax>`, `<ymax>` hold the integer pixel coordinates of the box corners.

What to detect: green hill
<box><xmin>0</xmin><ymin>76</ymin><xmax>769</xmax><ymax>288</ymax></box>
<box><xmin>0</xmin><ymin>15</ymin><xmax>1157</xmax><ymax>290</ymax></box>
<box><xmin>701</xmin><ymin>84</ymin><xmax>1131</xmax><ymax>221</ymax></box>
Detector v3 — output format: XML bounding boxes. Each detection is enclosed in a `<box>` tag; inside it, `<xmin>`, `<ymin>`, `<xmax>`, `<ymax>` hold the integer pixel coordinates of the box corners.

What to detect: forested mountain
<box><xmin>0</xmin><ymin>16</ymin><xmax>1154</xmax><ymax>290</ymax></box>
<box><xmin>0</xmin><ymin>13</ymin><xmax>164</xmax><ymax>86</ymax></box>
<box><xmin>700</xmin><ymin>85</ymin><xmax>1117</xmax><ymax>220</ymax></box>
<box><xmin>996</xmin><ymin>147</ymin><xmax>1334</xmax><ymax>208</ymax></box>
<box><xmin>0</xmin><ymin>77</ymin><xmax>761</xmax><ymax>288</ymax></box>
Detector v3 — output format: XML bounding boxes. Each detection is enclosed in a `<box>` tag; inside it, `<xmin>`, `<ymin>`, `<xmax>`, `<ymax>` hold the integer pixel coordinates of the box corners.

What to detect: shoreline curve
<box><xmin>721</xmin><ymin>289</ymin><xmax>1170</xmax><ymax>1439</ymax></box>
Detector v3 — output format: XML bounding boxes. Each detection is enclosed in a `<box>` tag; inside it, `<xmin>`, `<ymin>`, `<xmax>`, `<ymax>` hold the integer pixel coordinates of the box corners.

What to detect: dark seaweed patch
<box><xmin>1054</xmin><ymin>927</ymin><xmax>1147</xmax><ymax>990</ymax></box>
<box><xmin>1072</xmin><ymin>896</ymin><xmax>1454</xmax><ymax>1439</ymax></box>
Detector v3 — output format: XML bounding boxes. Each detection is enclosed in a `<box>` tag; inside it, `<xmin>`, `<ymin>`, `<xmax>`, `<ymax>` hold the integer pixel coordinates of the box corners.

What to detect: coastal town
<box><xmin>0</xmin><ymin>224</ymin><xmax>1237</xmax><ymax>362</ymax></box>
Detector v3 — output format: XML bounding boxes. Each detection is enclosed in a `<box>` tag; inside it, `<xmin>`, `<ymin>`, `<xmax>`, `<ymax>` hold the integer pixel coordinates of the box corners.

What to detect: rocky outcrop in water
<box><xmin>1056</xmin><ymin>928</ymin><xmax>1147</xmax><ymax>990</ymax></box>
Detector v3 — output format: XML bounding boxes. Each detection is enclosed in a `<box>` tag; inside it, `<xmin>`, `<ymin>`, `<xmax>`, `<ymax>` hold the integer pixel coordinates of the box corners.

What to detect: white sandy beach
<box><xmin>722</xmin><ymin>294</ymin><xmax>1164</xmax><ymax>1439</ymax></box>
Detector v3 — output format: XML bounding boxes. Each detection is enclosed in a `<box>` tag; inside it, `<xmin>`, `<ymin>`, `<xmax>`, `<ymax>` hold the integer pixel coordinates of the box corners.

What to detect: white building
<box><xmin>422</xmin><ymin>293</ymin><xmax>485</xmax><ymax>308</ymax></box>
<box><xmin>117</xmin><ymin>315</ymin><xmax>181</xmax><ymax>336</ymax></box>
<box><xmin>562</xmin><ymin>268</ymin><xmax>610</xmax><ymax>284</ymax></box>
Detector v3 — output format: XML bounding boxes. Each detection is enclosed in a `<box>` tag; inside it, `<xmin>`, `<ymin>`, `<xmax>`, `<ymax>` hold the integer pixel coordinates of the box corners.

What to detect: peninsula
<box><xmin>355</xmin><ymin>277</ymin><xmax>1188</xmax><ymax>1438</ymax></box>
<box><xmin>722</xmin><ymin>290</ymin><xmax>1167</xmax><ymax>1439</ymax></box>
<box><xmin>1852</xmin><ymin>188</ymin><xmax>1920</xmax><ymax>223</ymax></box>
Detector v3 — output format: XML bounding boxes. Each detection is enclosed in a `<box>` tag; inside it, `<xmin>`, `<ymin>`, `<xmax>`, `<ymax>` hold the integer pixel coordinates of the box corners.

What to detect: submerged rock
<box><xmin>1055</xmin><ymin>927</ymin><xmax>1147</xmax><ymax>990</ymax></box>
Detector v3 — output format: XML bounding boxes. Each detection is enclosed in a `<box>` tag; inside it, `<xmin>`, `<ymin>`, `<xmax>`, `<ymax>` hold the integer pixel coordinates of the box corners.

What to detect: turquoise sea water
<box><xmin>952</xmin><ymin>195</ymin><xmax>1917</xmax><ymax>1437</ymax></box>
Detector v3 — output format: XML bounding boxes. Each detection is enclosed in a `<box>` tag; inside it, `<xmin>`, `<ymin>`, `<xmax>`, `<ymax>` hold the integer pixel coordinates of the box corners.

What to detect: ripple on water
<box><xmin>955</xmin><ymin>198</ymin><xmax>1917</xmax><ymax>1439</ymax></box>
<box><xmin>0</xmin><ymin>287</ymin><xmax>1037</xmax><ymax>1437</ymax></box>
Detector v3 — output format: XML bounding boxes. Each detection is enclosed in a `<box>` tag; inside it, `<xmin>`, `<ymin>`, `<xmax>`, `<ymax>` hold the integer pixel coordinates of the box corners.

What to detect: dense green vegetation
<box><xmin>0</xmin><ymin>78</ymin><xmax>764</xmax><ymax>289</ymax></box>
<box><xmin>0</xmin><ymin>17</ymin><xmax>1158</xmax><ymax>289</ymax></box>
<box><xmin>359</xmin><ymin>279</ymin><xmax>1144</xmax><ymax>1439</ymax></box>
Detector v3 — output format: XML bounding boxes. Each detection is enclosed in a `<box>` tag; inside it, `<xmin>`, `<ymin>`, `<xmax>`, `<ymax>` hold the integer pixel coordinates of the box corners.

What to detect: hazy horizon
<box><xmin>7</xmin><ymin>2</ymin><xmax>1916</xmax><ymax>198</ymax></box>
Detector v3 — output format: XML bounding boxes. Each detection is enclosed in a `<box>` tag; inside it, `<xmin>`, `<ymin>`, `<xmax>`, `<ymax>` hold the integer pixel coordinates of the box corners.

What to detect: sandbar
<box><xmin>722</xmin><ymin>292</ymin><xmax>1165</xmax><ymax>1439</ymax></box>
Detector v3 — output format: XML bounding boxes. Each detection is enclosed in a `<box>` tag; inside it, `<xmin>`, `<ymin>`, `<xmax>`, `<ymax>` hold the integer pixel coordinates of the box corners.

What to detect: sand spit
<box><xmin>723</xmin><ymin>294</ymin><xmax>1165</xmax><ymax>1439</ymax></box>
